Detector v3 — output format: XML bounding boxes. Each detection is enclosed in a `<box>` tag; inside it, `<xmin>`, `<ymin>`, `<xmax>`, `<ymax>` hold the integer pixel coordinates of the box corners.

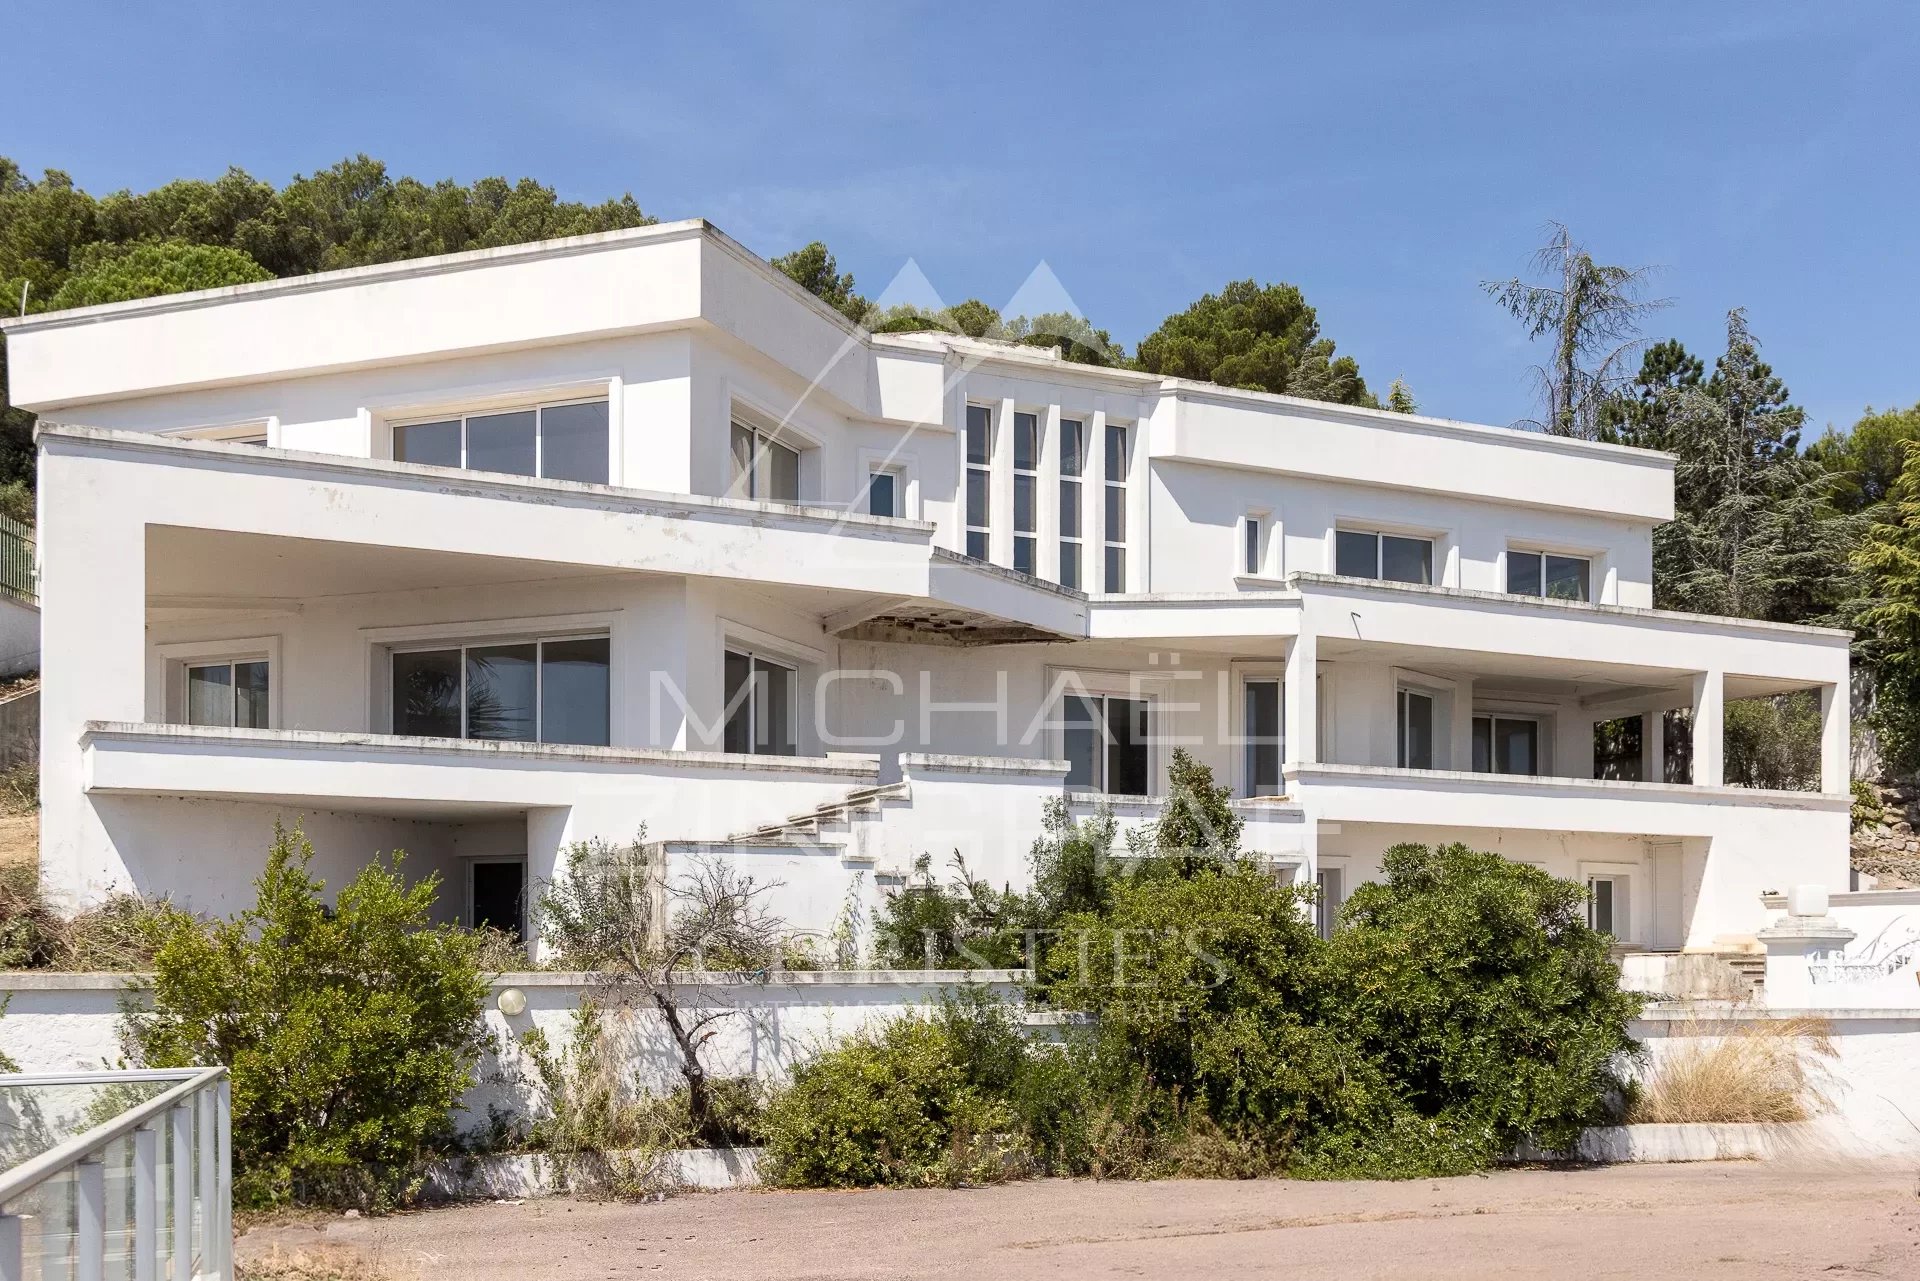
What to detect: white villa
<box><xmin>1</xmin><ymin>220</ymin><xmax>1852</xmax><ymax>960</ymax></box>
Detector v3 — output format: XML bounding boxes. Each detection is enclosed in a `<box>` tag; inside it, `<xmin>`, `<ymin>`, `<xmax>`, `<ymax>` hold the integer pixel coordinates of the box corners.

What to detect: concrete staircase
<box><xmin>726</xmin><ymin>780</ymin><xmax>913</xmax><ymax>871</ymax></box>
<box><xmin>1721</xmin><ymin>953</ymin><xmax>1767</xmax><ymax>1000</ymax></box>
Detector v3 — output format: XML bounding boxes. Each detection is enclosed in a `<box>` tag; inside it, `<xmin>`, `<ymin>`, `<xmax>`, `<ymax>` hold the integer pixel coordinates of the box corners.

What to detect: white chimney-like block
<box><xmin>1787</xmin><ymin>883</ymin><xmax>1830</xmax><ymax>918</ymax></box>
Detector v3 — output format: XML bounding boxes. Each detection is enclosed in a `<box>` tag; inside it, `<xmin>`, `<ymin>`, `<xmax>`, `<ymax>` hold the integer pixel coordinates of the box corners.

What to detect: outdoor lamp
<box><xmin>496</xmin><ymin>987</ymin><xmax>527</xmax><ymax>1016</ymax></box>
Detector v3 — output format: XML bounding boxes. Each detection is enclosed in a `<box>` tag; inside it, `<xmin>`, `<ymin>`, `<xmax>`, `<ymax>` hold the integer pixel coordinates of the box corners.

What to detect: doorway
<box><xmin>469</xmin><ymin>858</ymin><xmax>527</xmax><ymax>940</ymax></box>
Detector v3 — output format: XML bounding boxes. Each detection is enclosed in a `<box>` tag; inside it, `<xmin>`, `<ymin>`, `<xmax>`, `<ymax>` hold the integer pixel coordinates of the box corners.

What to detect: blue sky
<box><xmin>11</xmin><ymin>1</ymin><xmax>1917</xmax><ymax>434</ymax></box>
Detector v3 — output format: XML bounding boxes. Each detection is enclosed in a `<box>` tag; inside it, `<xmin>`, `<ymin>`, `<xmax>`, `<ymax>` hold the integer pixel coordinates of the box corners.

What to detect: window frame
<box><xmin>1240</xmin><ymin>675</ymin><xmax>1284</xmax><ymax>797</ymax></box>
<box><xmin>728</xmin><ymin>419</ymin><xmax>806</xmax><ymax>504</ymax></box>
<box><xmin>1579</xmin><ymin>863</ymin><xmax>1638</xmax><ymax>942</ymax></box>
<box><xmin>1061</xmin><ymin>690</ymin><xmax>1154</xmax><ymax>796</ymax></box>
<box><xmin>158</xmin><ymin>636</ymin><xmax>282</xmax><ymax>730</ymax></box>
<box><xmin>1472</xmin><ymin>711</ymin><xmax>1545</xmax><ymax>776</ymax></box>
<box><xmin>722</xmin><ymin>645</ymin><xmax>800</xmax><ymax>757</ymax></box>
<box><xmin>385</xmin><ymin>631</ymin><xmax>612</xmax><ymax>745</ymax></box>
<box><xmin>1396</xmin><ymin>685</ymin><xmax>1437</xmax><ymax>770</ymax></box>
<box><xmin>1315</xmin><ymin>865</ymin><xmax>1346</xmax><ymax>940</ymax></box>
<box><xmin>182</xmin><ymin>658</ymin><xmax>272</xmax><ymax>729</ymax></box>
<box><xmin>391</xmin><ymin>395</ymin><xmax>613</xmax><ymax>485</ymax></box>
<box><xmin>964</xmin><ymin>404</ymin><xmax>994</xmax><ymax>561</ymax></box>
<box><xmin>1334</xmin><ymin>526</ymin><xmax>1436</xmax><ymax>585</ymax></box>
<box><xmin>1102</xmin><ymin>421</ymin><xmax>1131</xmax><ymax>592</ymax></box>
<box><xmin>1505</xmin><ymin>546</ymin><xmax>1594</xmax><ymax>602</ymax></box>
<box><xmin>1058</xmin><ymin>416</ymin><xmax>1086</xmax><ymax>590</ymax></box>
<box><xmin>1011</xmin><ymin>410</ymin><xmax>1040</xmax><ymax>575</ymax></box>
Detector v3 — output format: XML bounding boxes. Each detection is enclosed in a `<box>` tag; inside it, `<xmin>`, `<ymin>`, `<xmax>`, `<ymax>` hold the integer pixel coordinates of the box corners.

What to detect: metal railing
<box><xmin>0</xmin><ymin>515</ymin><xmax>33</xmax><ymax>606</ymax></box>
<box><xmin>0</xmin><ymin>1068</ymin><xmax>230</xmax><ymax>1281</ymax></box>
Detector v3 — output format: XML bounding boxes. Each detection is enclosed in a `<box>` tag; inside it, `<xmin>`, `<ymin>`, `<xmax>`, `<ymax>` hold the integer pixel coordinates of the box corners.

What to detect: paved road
<box><xmin>241</xmin><ymin>1162</ymin><xmax>1920</xmax><ymax>1279</ymax></box>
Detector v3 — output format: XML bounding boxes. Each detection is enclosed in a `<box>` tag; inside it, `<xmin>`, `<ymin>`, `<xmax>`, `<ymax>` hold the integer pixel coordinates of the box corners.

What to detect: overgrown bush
<box><xmin>1723</xmin><ymin>692</ymin><xmax>1822</xmax><ymax>790</ymax></box>
<box><xmin>761</xmin><ymin>989</ymin><xmax>1077</xmax><ymax>1188</ymax></box>
<box><xmin>0</xmin><ymin>859</ymin><xmax>188</xmax><ymax>971</ymax></box>
<box><xmin>1324</xmin><ymin>843</ymin><xmax>1643</xmax><ymax>1164</ymax></box>
<box><xmin>123</xmin><ymin>823</ymin><xmax>489</xmax><ymax>1208</ymax></box>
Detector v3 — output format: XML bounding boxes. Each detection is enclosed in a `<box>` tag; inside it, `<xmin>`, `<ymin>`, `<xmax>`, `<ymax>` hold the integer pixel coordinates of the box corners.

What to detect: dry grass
<box><xmin>236</xmin><ymin>1244</ymin><xmax>417</xmax><ymax>1281</ymax></box>
<box><xmin>0</xmin><ymin>858</ymin><xmax>189</xmax><ymax>971</ymax></box>
<box><xmin>1629</xmin><ymin>1016</ymin><xmax>1837</xmax><ymax>1124</ymax></box>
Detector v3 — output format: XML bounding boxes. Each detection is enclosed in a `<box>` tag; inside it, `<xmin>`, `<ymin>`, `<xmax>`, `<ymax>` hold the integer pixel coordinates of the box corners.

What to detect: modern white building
<box><xmin>1</xmin><ymin>220</ymin><xmax>1852</xmax><ymax>960</ymax></box>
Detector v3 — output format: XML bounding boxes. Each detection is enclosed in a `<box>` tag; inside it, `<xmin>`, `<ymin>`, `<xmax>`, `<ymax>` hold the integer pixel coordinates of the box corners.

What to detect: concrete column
<box><xmin>1819</xmin><ymin>680</ymin><xmax>1850</xmax><ymax>795</ymax></box>
<box><xmin>1450</xmin><ymin>676</ymin><xmax>1475</xmax><ymax>772</ymax></box>
<box><xmin>1037</xmin><ymin>404</ymin><xmax>1061</xmax><ymax>583</ymax></box>
<box><xmin>1691</xmin><ymin>670</ymin><xmax>1724</xmax><ymax>787</ymax></box>
<box><xmin>991</xmin><ymin>396</ymin><xmax>1017</xmax><ymax>565</ymax></box>
<box><xmin>1641</xmin><ymin>707</ymin><xmax>1666</xmax><ymax>783</ymax></box>
<box><xmin>1284</xmin><ymin>631</ymin><xmax>1318</xmax><ymax>768</ymax></box>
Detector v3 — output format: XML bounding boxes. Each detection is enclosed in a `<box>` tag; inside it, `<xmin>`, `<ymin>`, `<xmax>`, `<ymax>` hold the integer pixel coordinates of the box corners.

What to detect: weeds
<box><xmin>1629</xmin><ymin>1016</ymin><xmax>1837</xmax><ymax>1124</ymax></box>
<box><xmin>0</xmin><ymin>763</ymin><xmax>35</xmax><ymax>816</ymax></box>
<box><xmin>0</xmin><ymin>860</ymin><xmax>188</xmax><ymax>970</ymax></box>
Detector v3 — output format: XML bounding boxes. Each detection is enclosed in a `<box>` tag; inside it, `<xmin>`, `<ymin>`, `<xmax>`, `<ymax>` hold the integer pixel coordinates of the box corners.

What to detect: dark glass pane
<box><xmin>466</xmin><ymin>644</ymin><xmax>537</xmax><ymax>741</ymax></box>
<box><xmin>758</xmin><ymin>660</ymin><xmax>795</xmax><ymax>755</ymax></box>
<box><xmin>1060</xmin><ymin>419</ymin><xmax>1084</xmax><ymax>476</ymax></box>
<box><xmin>1108</xmin><ymin>697</ymin><xmax>1150</xmax><ymax>795</ymax></box>
<box><xmin>966</xmin><ymin>468</ymin><xmax>988</xmax><ymax>528</ymax></box>
<box><xmin>540</xmin><ymin>401</ymin><xmax>609</xmax><ymax>484</ymax></box>
<box><xmin>1058</xmin><ymin>540</ymin><xmax>1080</xmax><ymax>590</ymax></box>
<box><xmin>867</xmin><ymin>472</ymin><xmax>897</xmax><ymax>517</ymax></box>
<box><xmin>1105</xmin><ymin>423</ymin><xmax>1127</xmax><ymax>477</ymax></box>
<box><xmin>1245</xmin><ymin>681</ymin><xmax>1281</xmax><ymax>795</ymax></box>
<box><xmin>1545</xmin><ymin>554</ymin><xmax>1590</xmax><ymax>602</ymax></box>
<box><xmin>766</xmin><ymin>440</ymin><xmax>800</xmax><ymax>501</ymax></box>
<box><xmin>471</xmin><ymin>861</ymin><xmax>526</xmax><ymax>940</ymax></box>
<box><xmin>1398</xmin><ymin>690</ymin><xmax>1433</xmax><ymax>769</ymax></box>
<box><xmin>730</xmin><ymin>423</ymin><xmax>756</xmax><ymax>498</ymax></box>
<box><xmin>234</xmin><ymin>660</ymin><xmax>270</xmax><ymax>729</ymax></box>
<box><xmin>1060</xmin><ymin>479</ymin><xmax>1081</xmax><ymax>535</ymax></box>
<box><xmin>1472</xmin><ymin>716</ymin><xmax>1492</xmax><ymax>773</ymax></box>
<box><xmin>1014</xmin><ymin>474</ymin><xmax>1035</xmax><ymax>533</ymax></box>
<box><xmin>1013</xmin><ymin>535</ymin><xmax>1036</xmax><ymax>575</ymax></box>
<box><xmin>1013</xmin><ymin>412</ymin><xmax>1037</xmax><ymax>472</ymax></box>
<box><xmin>186</xmin><ymin>664</ymin><xmax>232</xmax><ymax>727</ymax></box>
<box><xmin>966</xmin><ymin>530</ymin><xmax>989</xmax><ymax>560</ymax></box>
<box><xmin>1381</xmin><ymin>535</ymin><xmax>1432</xmax><ymax>585</ymax></box>
<box><xmin>1496</xmin><ymin>718</ymin><xmax>1538</xmax><ymax>775</ymax></box>
<box><xmin>1245</xmin><ymin>519</ymin><xmax>1262</xmax><ymax>575</ymax></box>
<box><xmin>1507</xmin><ymin>552</ymin><xmax>1543</xmax><ymax>596</ymax></box>
<box><xmin>1334</xmin><ymin>530</ymin><xmax>1377</xmax><ymax>578</ymax></box>
<box><xmin>1104</xmin><ymin>545</ymin><xmax>1126</xmax><ymax>592</ymax></box>
<box><xmin>393</xmin><ymin>649</ymin><xmax>462</xmax><ymax>738</ymax></box>
<box><xmin>966</xmin><ymin>405</ymin><xmax>992</xmax><ymax>465</ymax></box>
<box><xmin>466</xmin><ymin>410</ymin><xmax>538</xmax><ymax>477</ymax></box>
<box><xmin>1104</xmin><ymin>484</ymin><xmax>1126</xmax><ymax>542</ymax></box>
<box><xmin>723</xmin><ymin>650</ymin><xmax>753</xmax><ymax>753</ymax></box>
<box><xmin>1591</xmin><ymin>878</ymin><xmax>1614</xmax><ymax>935</ymax></box>
<box><xmin>540</xmin><ymin>637</ymin><xmax>610</xmax><ymax>746</ymax></box>
<box><xmin>1064</xmin><ymin>696</ymin><xmax>1097</xmax><ymax>788</ymax></box>
<box><xmin>394</xmin><ymin>419</ymin><xmax>460</xmax><ymax>469</ymax></box>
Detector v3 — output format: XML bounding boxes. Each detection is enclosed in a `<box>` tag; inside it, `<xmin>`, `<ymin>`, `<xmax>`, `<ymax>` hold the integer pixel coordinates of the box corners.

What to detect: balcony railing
<box><xmin>0</xmin><ymin>1067</ymin><xmax>231</xmax><ymax>1281</ymax></box>
<box><xmin>0</xmin><ymin>516</ymin><xmax>34</xmax><ymax>606</ymax></box>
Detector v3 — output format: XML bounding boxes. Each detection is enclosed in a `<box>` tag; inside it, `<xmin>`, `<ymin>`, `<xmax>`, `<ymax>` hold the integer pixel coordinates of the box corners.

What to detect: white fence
<box><xmin>0</xmin><ymin>1068</ymin><xmax>230</xmax><ymax>1281</ymax></box>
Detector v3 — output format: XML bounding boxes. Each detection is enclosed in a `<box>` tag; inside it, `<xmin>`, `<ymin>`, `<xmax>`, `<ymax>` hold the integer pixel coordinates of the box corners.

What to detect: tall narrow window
<box><xmin>1243</xmin><ymin>679</ymin><xmax>1282</xmax><ymax>796</ymax></box>
<box><xmin>1472</xmin><ymin>714</ymin><xmax>1541</xmax><ymax>776</ymax></box>
<box><xmin>1315</xmin><ymin>867</ymin><xmax>1345</xmax><ymax>940</ymax></box>
<box><xmin>1588</xmin><ymin>875</ymin><xmax>1618</xmax><ymax>936</ymax></box>
<box><xmin>729</xmin><ymin>423</ymin><xmax>801</xmax><ymax>502</ymax></box>
<box><xmin>1012</xmin><ymin>411</ymin><xmax>1038</xmax><ymax>575</ymax></box>
<box><xmin>867</xmin><ymin>470</ymin><xmax>898</xmax><ymax>518</ymax></box>
<box><xmin>1103</xmin><ymin>423</ymin><xmax>1129</xmax><ymax>592</ymax></box>
<box><xmin>1396</xmin><ymin>688</ymin><xmax>1435</xmax><ymax>769</ymax></box>
<box><xmin>185</xmin><ymin>660</ymin><xmax>270</xmax><ymax>729</ymax></box>
<box><xmin>965</xmin><ymin>405</ymin><xmax>993</xmax><ymax>561</ymax></box>
<box><xmin>1064</xmin><ymin>693</ymin><xmax>1149</xmax><ymax>795</ymax></box>
<box><xmin>390</xmin><ymin>636</ymin><xmax>609</xmax><ymax>745</ymax></box>
<box><xmin>1244</xmin><ymin>515</ymin><xmax>1265</xmax><ymax>576</ymax></box>
<box><xmin>723</xmin><ymin>649</ymin><xmax>796</xmax><ymax>756</ymax></box>
<box><xmin>1507</xmin><ymin>549</ymin><xmax>1591</xmax><ymax>601</ymax></box>
<box><xmin>1058</xmin><ymin>417</ymin><xmax>1084</xmax><ymax>590</ymax></box>
<box><xmin>393</xmin><ymin>399</ymin><xmax>610</xmax><ymax>484</ymax></box>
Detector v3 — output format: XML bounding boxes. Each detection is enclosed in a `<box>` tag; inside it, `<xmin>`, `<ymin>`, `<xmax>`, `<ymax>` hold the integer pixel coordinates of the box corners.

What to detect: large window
<box><xmin>1012</xmin><ymin>412</ymin><xmax>1039</xmax><ymax>575</ymax></box>
<box><xmin>186</xmin><ymin>660</ymin><xmax>269</xmax><ymax>729</ymax></box>
<box><xmin>391</xmin><ymin>636</ymin><xmax>609</xmax><ymax>745</ymax></box>
<box><xmin>1064</xmin><ymin>693</ymin><xmax>1150</xmax><ymax>795</ymax></box>
<box><xmin>965</xmin><ymin>405</ymin><xmax>993</xmax><ymax>560</ymax></box>
<box><xmin>1473</xmin><ymin>714</ymin><xmax>1541</xmax><ymax>775</ymax></box>
<box><xmin>1508</xmin><ymin>549</ymin><xmax>1591</xmax><ymax>601</ymax></box>
<box><xmin>729</xmin><ymin>422</ymin><xmax>801</xmax><ymax>502</ymax></box>
<box><xmin>1059</xmin><ymin>417</ymin><xmax>1085</xmax><ymax>589</ymax></box>
<box><xmin>1335</xmin><ymin>529</ymin><xmax>1433</xmax><ymax>585</ymax></box>
<box><xmin>1243</xmin><ymin>679</ymin><xmax>1282</xmax><ymax>796</ymax></box>
<box><xmin>1396</xmin><ymin>688</ymin><xmax>1435</xmax><ymax>769</ymax></box>
<box><xmin>723</xmin><ymin>649</ymin><xmax>796</xmax><ymax>756</ymax></box>
<box><xmin>1103</xmin><ymin>423</ymin><xmax>1129</xmax><ymax>591</ymax></box>
<box><xmin>393</xmin><ymin>399</ymin><xmax>609</xmax><ymax>485</ymax></box>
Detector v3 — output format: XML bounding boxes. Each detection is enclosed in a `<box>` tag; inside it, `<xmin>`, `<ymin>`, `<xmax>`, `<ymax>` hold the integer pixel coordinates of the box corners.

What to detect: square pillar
<box><xmin>1820</xmin><ymin>680</ymin><xmax>1850</xmax><ymax>795</ymax></box>
<box><xmin>1450</xmin><ymin>676</ymin><xmax>1475</xmax><ymax>772</ymax></box>
<box><xmin>1640</xmin><ymin>707</ymin><xmax>1666</xmax><ymax>784</ymax></box>
<box><xmin>1691</xmin><ymin>671</ymin><xmax>1724</xmax><ymax>786</ymax></box>
<box><xmin>1284</xmin><ymin>631</ymin><xmax>1318</xmax><ymax>768</ymax></box>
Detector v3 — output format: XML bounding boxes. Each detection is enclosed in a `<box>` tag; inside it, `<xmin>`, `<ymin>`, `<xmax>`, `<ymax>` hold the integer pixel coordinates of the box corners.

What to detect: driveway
<box><xmin>239</xmin><ymin>1162</ymin><xmax>1920</xmax><ymax>1279</ymax></box>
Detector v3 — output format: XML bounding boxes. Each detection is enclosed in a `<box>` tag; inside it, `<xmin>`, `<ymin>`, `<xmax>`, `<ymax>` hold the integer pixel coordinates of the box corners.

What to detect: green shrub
<box><xmin>762</xmin><ymin>989</ymin><xmax>1063</xmax><ymax>1188</ymax></box>
<box><xmin>1324</xmin><ymin>842</ymin><xmax>1642</xmax><ymax>1159</ymax></box>
<box><xmin>123</xmin><ymin>823</ymin><xmax>489</xmax><ymax>1208</ymax></box>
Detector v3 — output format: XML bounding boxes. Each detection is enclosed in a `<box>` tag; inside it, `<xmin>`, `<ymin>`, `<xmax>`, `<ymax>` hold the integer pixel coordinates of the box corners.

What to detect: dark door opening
<box><xmin>470</xmin><ymin>859</ymin><xmax>526</xmax><ymax>940</ymax></box>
